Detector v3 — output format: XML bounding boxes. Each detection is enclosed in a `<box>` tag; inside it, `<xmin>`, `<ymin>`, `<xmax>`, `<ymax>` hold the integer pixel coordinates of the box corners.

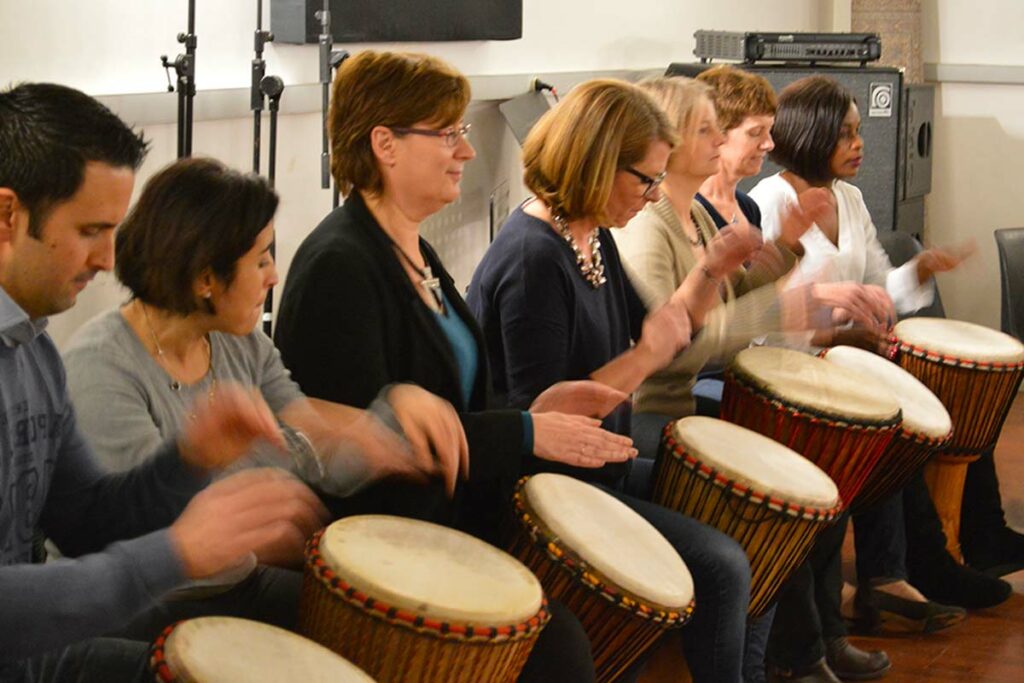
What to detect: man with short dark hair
<box><xmin>0</xmin><ymin>83</ymin><xmax>328</xmax><ymax>681</ymax></box>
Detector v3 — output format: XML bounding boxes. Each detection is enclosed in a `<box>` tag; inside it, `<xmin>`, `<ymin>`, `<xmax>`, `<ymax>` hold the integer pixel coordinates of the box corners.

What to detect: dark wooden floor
<box><xmin>639</xmin><ymin>396</ymin><xmax>1024</xmax><ymax>682</ymax></box>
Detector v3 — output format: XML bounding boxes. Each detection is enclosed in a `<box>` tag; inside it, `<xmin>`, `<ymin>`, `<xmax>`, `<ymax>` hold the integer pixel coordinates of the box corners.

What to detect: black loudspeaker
<box><xmin>270</xmin><ymin>0</ymin><xmax>522</xmax><ymax>44</ymax></box>
<box><xmin>667</xmin><ymin>63</ymin><xmax>905</xmax><ymax>232</ymax></box>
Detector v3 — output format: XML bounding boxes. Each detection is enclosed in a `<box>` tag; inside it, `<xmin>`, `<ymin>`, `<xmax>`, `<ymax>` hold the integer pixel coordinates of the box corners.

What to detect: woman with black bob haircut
<box><xmin>62</xmin><ymin>157</ymin><xmax>475</xmax><ymax>637</ymax></box>
<box><xmin>749</xmin><ymin>76</ymin><xmax>989</xmax><ymax>682</ymax></box>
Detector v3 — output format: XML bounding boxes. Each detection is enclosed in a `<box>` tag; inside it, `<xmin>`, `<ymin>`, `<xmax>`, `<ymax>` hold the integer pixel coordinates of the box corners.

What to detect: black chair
<box><xmin>994</xmin><ymin>228</ymin><xmax>1024</xmax><ymax>340</ymax></box>
<box><xmin>877</xmin><ymin>230</ymin><xmax>946</xmax><ymax>319</ymax></box>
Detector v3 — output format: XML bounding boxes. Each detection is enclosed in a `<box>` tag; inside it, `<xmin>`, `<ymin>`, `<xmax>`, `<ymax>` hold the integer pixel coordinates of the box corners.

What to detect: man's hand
<box><xmin>530</xmin><ymin>380</ymin><xmax>629</xmax><ymax>419</ymax></box>
<box><xmin>169</xmin><ymin>469</ymin><xmax>328</xmax><ymax>577</ymax></box>
<box><xmin>178</xmin><ymin>383</ymin><xmax>285</xmax><ymax>470</ymax></box>
<box><xmin>386</xmin><ymin>385</ymin><xmax>469</xmax><ymax>497</ymax></box>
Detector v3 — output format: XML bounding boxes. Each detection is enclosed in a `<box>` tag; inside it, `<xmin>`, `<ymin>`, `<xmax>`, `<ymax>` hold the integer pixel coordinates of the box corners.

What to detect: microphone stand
<box><xmin>315</xmin><ymin>0</ymin><xmax>349</xmax><ymax>208</ymax></box>
<box><xmin>258</xmin><ymin>75</ymin><xmax>284</xmax><ymax>336</ymax></box>
<box><xmin>251</xmin><ymin>0</ymin><xmax>273</xmax><ymax>174</ymax></box>
<box><xmin>160</xmin><ymin>0</ymin><xmax>197</xmax><ymax>158</ymax></box>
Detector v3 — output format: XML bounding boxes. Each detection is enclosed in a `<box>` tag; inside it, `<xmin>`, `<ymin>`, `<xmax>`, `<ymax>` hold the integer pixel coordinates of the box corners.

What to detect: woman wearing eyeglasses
<box><xmin>274</xmin><ymin>51</ymin><xmax>650</xmax><ymax>682</ymax></box>
<box><xmin>466</xmin><ymin>78</ymin><xmax>754</xmax><ymax>683</ymax></box>
<box><xmin>613</xmin><ymin>75</ymin><xmax>828</xmax><ymax>466</ymax></box>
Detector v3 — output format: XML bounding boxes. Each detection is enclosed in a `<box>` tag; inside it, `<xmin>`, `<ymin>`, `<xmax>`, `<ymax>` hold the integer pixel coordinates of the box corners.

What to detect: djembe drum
<box><xmin>507</xmin><ymin>473</ymin><xmax>695</xmax><ymax>683</ymax></box>
<box><xmin>300</xmin><ymin>515</ymin><xmax>549</xmax><ymax>683</ymax></box>
<box><xmin>653</xmin><ymin>416</ymin><xmax>841</xmax><ymax>616</ymax></box>
<box><xmin>150</xmin><ymin>617</ymin><xmax>377</xmax><ymax>682</ymax></box>
<box><xmin>891</xmin><ymin>317</ymin><xmax>1024</xmax><ymax>559</ymax></box>
<box><xmin>721</xmin><ymin>346</ymin><xmax>902</xmax><ymax>505</ymax></box>
<box><xmin>822</xmin><ymin>345</ymin><xmax>953</xmax><ymax>511</ymax></box>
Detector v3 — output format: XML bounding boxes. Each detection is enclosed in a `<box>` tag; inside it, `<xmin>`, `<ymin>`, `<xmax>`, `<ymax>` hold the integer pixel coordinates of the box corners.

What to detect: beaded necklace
<box><xmin>553</xmin><ymin>213</ymin><xmax>606</xmax><ymax>288</ymax></box>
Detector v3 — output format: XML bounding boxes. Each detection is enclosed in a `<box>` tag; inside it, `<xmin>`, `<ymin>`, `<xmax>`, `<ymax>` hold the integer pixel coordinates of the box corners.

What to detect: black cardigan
<box><xmin>274</xmin><ymin>192</ymin><xmax>523</xmax><ymax>535</ymax></box>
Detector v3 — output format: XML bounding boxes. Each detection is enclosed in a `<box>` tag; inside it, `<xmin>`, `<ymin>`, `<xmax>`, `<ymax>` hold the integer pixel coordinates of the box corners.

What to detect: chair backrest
<box><xmin>876</xmin><ymin>231</ymin><xmax>946</xmax><ymax>319</ymax></box>
<box><xmin>994</xmin><ymin>228</ymin><xmax>1024</xmax><ymax>340</ymax></box>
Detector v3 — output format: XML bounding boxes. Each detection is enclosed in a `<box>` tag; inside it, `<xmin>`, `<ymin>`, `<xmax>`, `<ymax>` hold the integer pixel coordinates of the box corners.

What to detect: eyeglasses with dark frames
<box><xmin>623</xmin><ymin>166</ymin><xmax>667</xmax><ymax>199</ymax></box>
<box><xmin>389</xmin><ymin>123</ymin><xmax>472</xmax><ymax>148</ymax></box>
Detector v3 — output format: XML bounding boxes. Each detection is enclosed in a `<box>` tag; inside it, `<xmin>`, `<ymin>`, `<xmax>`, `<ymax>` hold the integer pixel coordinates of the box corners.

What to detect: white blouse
<box><xmin>750</xmin><ymin>173</ymin><xmax>933</xmax><ymax>315</ymax></box>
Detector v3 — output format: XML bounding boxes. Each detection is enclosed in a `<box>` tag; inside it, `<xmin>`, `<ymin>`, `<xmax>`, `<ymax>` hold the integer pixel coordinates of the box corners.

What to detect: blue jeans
<box><xmin>609</xmin><ymin>457</ymin><xmax>751</xmax><ymax>683</ymax></box>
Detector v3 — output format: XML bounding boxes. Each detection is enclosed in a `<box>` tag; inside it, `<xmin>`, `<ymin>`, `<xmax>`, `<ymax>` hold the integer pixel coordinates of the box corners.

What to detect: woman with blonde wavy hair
<box><xmin>468</xmin><ymin>78</ymin><xmax>753</xmax><ymax>683</ymax></box>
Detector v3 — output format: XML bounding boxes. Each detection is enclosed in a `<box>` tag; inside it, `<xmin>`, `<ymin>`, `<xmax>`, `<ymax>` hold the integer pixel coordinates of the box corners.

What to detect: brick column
<box><xmin>852</xmin><ymin>0</ymin><xmax>922</xmax><ymax>83</ymax></box>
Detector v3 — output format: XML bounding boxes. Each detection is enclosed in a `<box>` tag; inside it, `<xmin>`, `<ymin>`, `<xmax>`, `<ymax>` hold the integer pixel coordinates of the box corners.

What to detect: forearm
<box><xmin>671</xmin><ymin>263</ymin><xmax>721</xmax><ymax>329</ymax></box>
<box><xmin>0</xmin><ymin>531</ymin><xmax>185</xmax><ymax>660</ymax></box>
<box><xmin>589</xmin><ymin>345</ymin><xmax>662</xmax><ymax>396</ymax></box>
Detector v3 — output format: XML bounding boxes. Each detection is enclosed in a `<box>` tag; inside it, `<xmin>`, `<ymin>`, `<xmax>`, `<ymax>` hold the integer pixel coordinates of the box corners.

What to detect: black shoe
<box><xmin>910</xmin><ymin>558</ymin><xmax>1013</xmax><ymax>609</ymax></box>
<box><xmin>962</xmin><ymin>524</ymin><xmax>1024</xmax><ymax>577</ymax></box>
<box><xmin>825</xmin><ymin>637</ymin><xmax>890</xmax><ymax>681</ymax></box>
<box><xmin>862</xmin><ymin>587</ymin><xmax>966</xmax><ymax>634</ymax></box>
<box><xmin>768</xmin><ymin>657</ymin><xmax>842</xmax><ymax>683</ymax></box>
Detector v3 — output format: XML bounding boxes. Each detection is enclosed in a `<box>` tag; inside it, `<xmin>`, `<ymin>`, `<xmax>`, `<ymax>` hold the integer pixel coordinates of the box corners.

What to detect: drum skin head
<box><xmin>732</xmin><ymin>347</ymin><xmax>901</xmax><ymax>423</ymax></box>
<box><xmin>824</xmin><ymin>345</ymin><xmax>952</xmax><ymax>439</ymax></box>
<box><xmin>163</xmin><ymin>617</ymin><xmax>376</xmax><ymax>682</ymax></box>
<box><xmin>671</xmin><ymin>416</ymin><xmax>839</xmax><ymax>509</ymax></box>
<box><xmin>523</xmin><ymin>473</ymin><xmax>694</xmax><ymax>610</ymax></box>
<box><xmin>319</xmin><ymin>516</ymin><xmax>543</xmax><ymax>625</ymax></box>
<box><xmin>894</xmin><ymin>317</ymin><xmax>1024</xmax><ymax>364</ymax></box>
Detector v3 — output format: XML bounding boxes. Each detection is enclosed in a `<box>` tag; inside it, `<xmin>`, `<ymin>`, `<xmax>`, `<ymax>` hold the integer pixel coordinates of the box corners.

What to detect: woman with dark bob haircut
<box><xmin>466</xmin><ymin>78</ymin><xmax>756</xmax><ymax>683</ymax></box>
<box><xmin>273</xmin><ymin>50</ymin><xmax>647</xmax><ymax>682</ymax></box>
<box><xmin>749</xmin><ymin>76</ymin><xmax>995</xmax><ymax>682</ymax></box>
<box><xmin>62</xmin><ymin>156</ymin><xmax>472</xmax><ymax>636</ymax></box>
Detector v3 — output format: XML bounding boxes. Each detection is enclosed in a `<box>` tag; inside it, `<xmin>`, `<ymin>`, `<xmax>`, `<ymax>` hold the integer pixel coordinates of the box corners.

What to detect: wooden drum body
<box><xmin>151</xmin><ymin>617</ymin><xmax>376</xmax><ymax>682</ymax></box>
<box><xmin>822</xmin><ymin>345</ymin><xmax>953</xmax><ymax>511</ymax></box>
<box><xmin>722</xmin><ymin>347</ymin><xmax>902</xmax><ymax>506</ymax></box>
<box><xmin>654</xmin><ymin>416</ymin><xmax>841</xmax><ymax>616</ymax></box>
<box><xmin>892</xmin><ymin>317</ymin><xmax>1024</xmax><ymax>559</ymax></box>
<box><xmin>300</xmin><ymin>515</ymin><xmax>549</xmax><ymax>683</ymax></box>
<box><xmin>507</xmin><ymin>473</ymin><xmax>694</xmax><ymax>683</ymax></box>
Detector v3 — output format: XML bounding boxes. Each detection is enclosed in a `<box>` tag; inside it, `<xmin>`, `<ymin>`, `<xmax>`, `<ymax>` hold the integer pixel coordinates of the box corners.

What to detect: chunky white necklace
<box><xmin>553</xmin><ymin>213</ymin><xmax>606</xmax><ymax>288</ymax></box>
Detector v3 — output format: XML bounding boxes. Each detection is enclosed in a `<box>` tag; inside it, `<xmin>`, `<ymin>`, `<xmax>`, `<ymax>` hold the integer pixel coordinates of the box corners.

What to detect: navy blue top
<box><xmin>467</xmin><ymin>206</ymin><xmax>647</xmax><ymax>485</ymax></box>
<box><xmin>696</xmin><ymin>190</ymin><xmax>762</xmax><ymax>230</ymax></box>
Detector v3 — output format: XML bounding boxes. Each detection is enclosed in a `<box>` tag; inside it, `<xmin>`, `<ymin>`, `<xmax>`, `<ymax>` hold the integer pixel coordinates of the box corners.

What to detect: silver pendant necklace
<box><xmin>389</xmin><ymin>241</ymin><xmax>446</xmax><ymax>314</ymax></box>
<box><xmin>140</xmin><ymin>302</ymin><xmax>217</xmax><ymax>416</ymax></box>
<box><xmin>553</xmin><ymin>213</ymin><xmax>606</xmax><ymax>288</ymax></box>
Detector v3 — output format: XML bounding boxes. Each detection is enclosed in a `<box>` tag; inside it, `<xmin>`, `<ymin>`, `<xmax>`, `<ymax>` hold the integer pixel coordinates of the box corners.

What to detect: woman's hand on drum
<box><xmin>170</xmin><ymin>468</ymin><xmax>329</xmax><ymax>577</ymax></box>
<box><xmin>385</xmin><ymin>384</ymin><xmax>470</xmax><ymax>497</ymax></box>
<box><xmin>829</xmin><ymin>325</ymin><xmax>893</xmax><ymax>356</ymax></box>
<box><xmin>529</xmin><ymin>380</ymin><xmax>630</xmax><ymax>419</ymax></box>
<box><xmin>177</xmin><ymin>383</ymin><xmax>286</xmax><ymax>470</ymax></box>
<box><xmin>776</xmin><ymin>187</ymin><xmax>832</xmax><ymax>250</ymax></box>
<box><xmin>531</xmin><ymin>413</ymin><xmax>638</xmax><ymax>468</ymax></box>
<box><xmin>812</xmin><ymin>281</ymin><xmax>892</xmax><ymax>331</ymax></box>
<box><xmin>915</xmin><ymin>239</ymin><xmax>976</xmax><ymax>284</ymax></box>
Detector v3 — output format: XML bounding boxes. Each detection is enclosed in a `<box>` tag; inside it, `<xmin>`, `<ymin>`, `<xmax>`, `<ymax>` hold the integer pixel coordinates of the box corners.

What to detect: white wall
<box><xmin>0</xmin><ymin>0</ymin><xmax>832</xmax><ymax>347</ymax></box>
<box><xmin>923</xmin><ymin>0</ymin><xmax>1024</xmax><ymax>330</ymax></box>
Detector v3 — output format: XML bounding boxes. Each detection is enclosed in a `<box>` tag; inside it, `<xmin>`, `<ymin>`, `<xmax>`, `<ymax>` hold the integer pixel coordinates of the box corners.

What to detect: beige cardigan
<box><xmin>614</xmin><ymin>196</ymin><xmax>797</xmax><ymax>417</ymax></box>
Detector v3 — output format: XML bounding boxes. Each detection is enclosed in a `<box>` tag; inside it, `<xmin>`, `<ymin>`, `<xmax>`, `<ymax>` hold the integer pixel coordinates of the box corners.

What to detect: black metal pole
<box><xmin>251</xmin><ymin>0</ymin><xmax>272</xmax><ymax>174</ymax></box>
<box><xmin>160</xmin><ymin>0</ymin><xmax>197</xmax><ymax>159</ymax></box>
<box><xmin>259</xmin><ymin>75</ymin><xmax>284</xmax><ymax>337</ymax></box>
<box><xmin>316</xmin><ymin>0</ymin><xmax>332</xmax><ymax>191</ymax></box>
<box><xmin>181</xmin><ymin>0</ymin><xmax>197</xmax><ymax>157</ymax></box>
